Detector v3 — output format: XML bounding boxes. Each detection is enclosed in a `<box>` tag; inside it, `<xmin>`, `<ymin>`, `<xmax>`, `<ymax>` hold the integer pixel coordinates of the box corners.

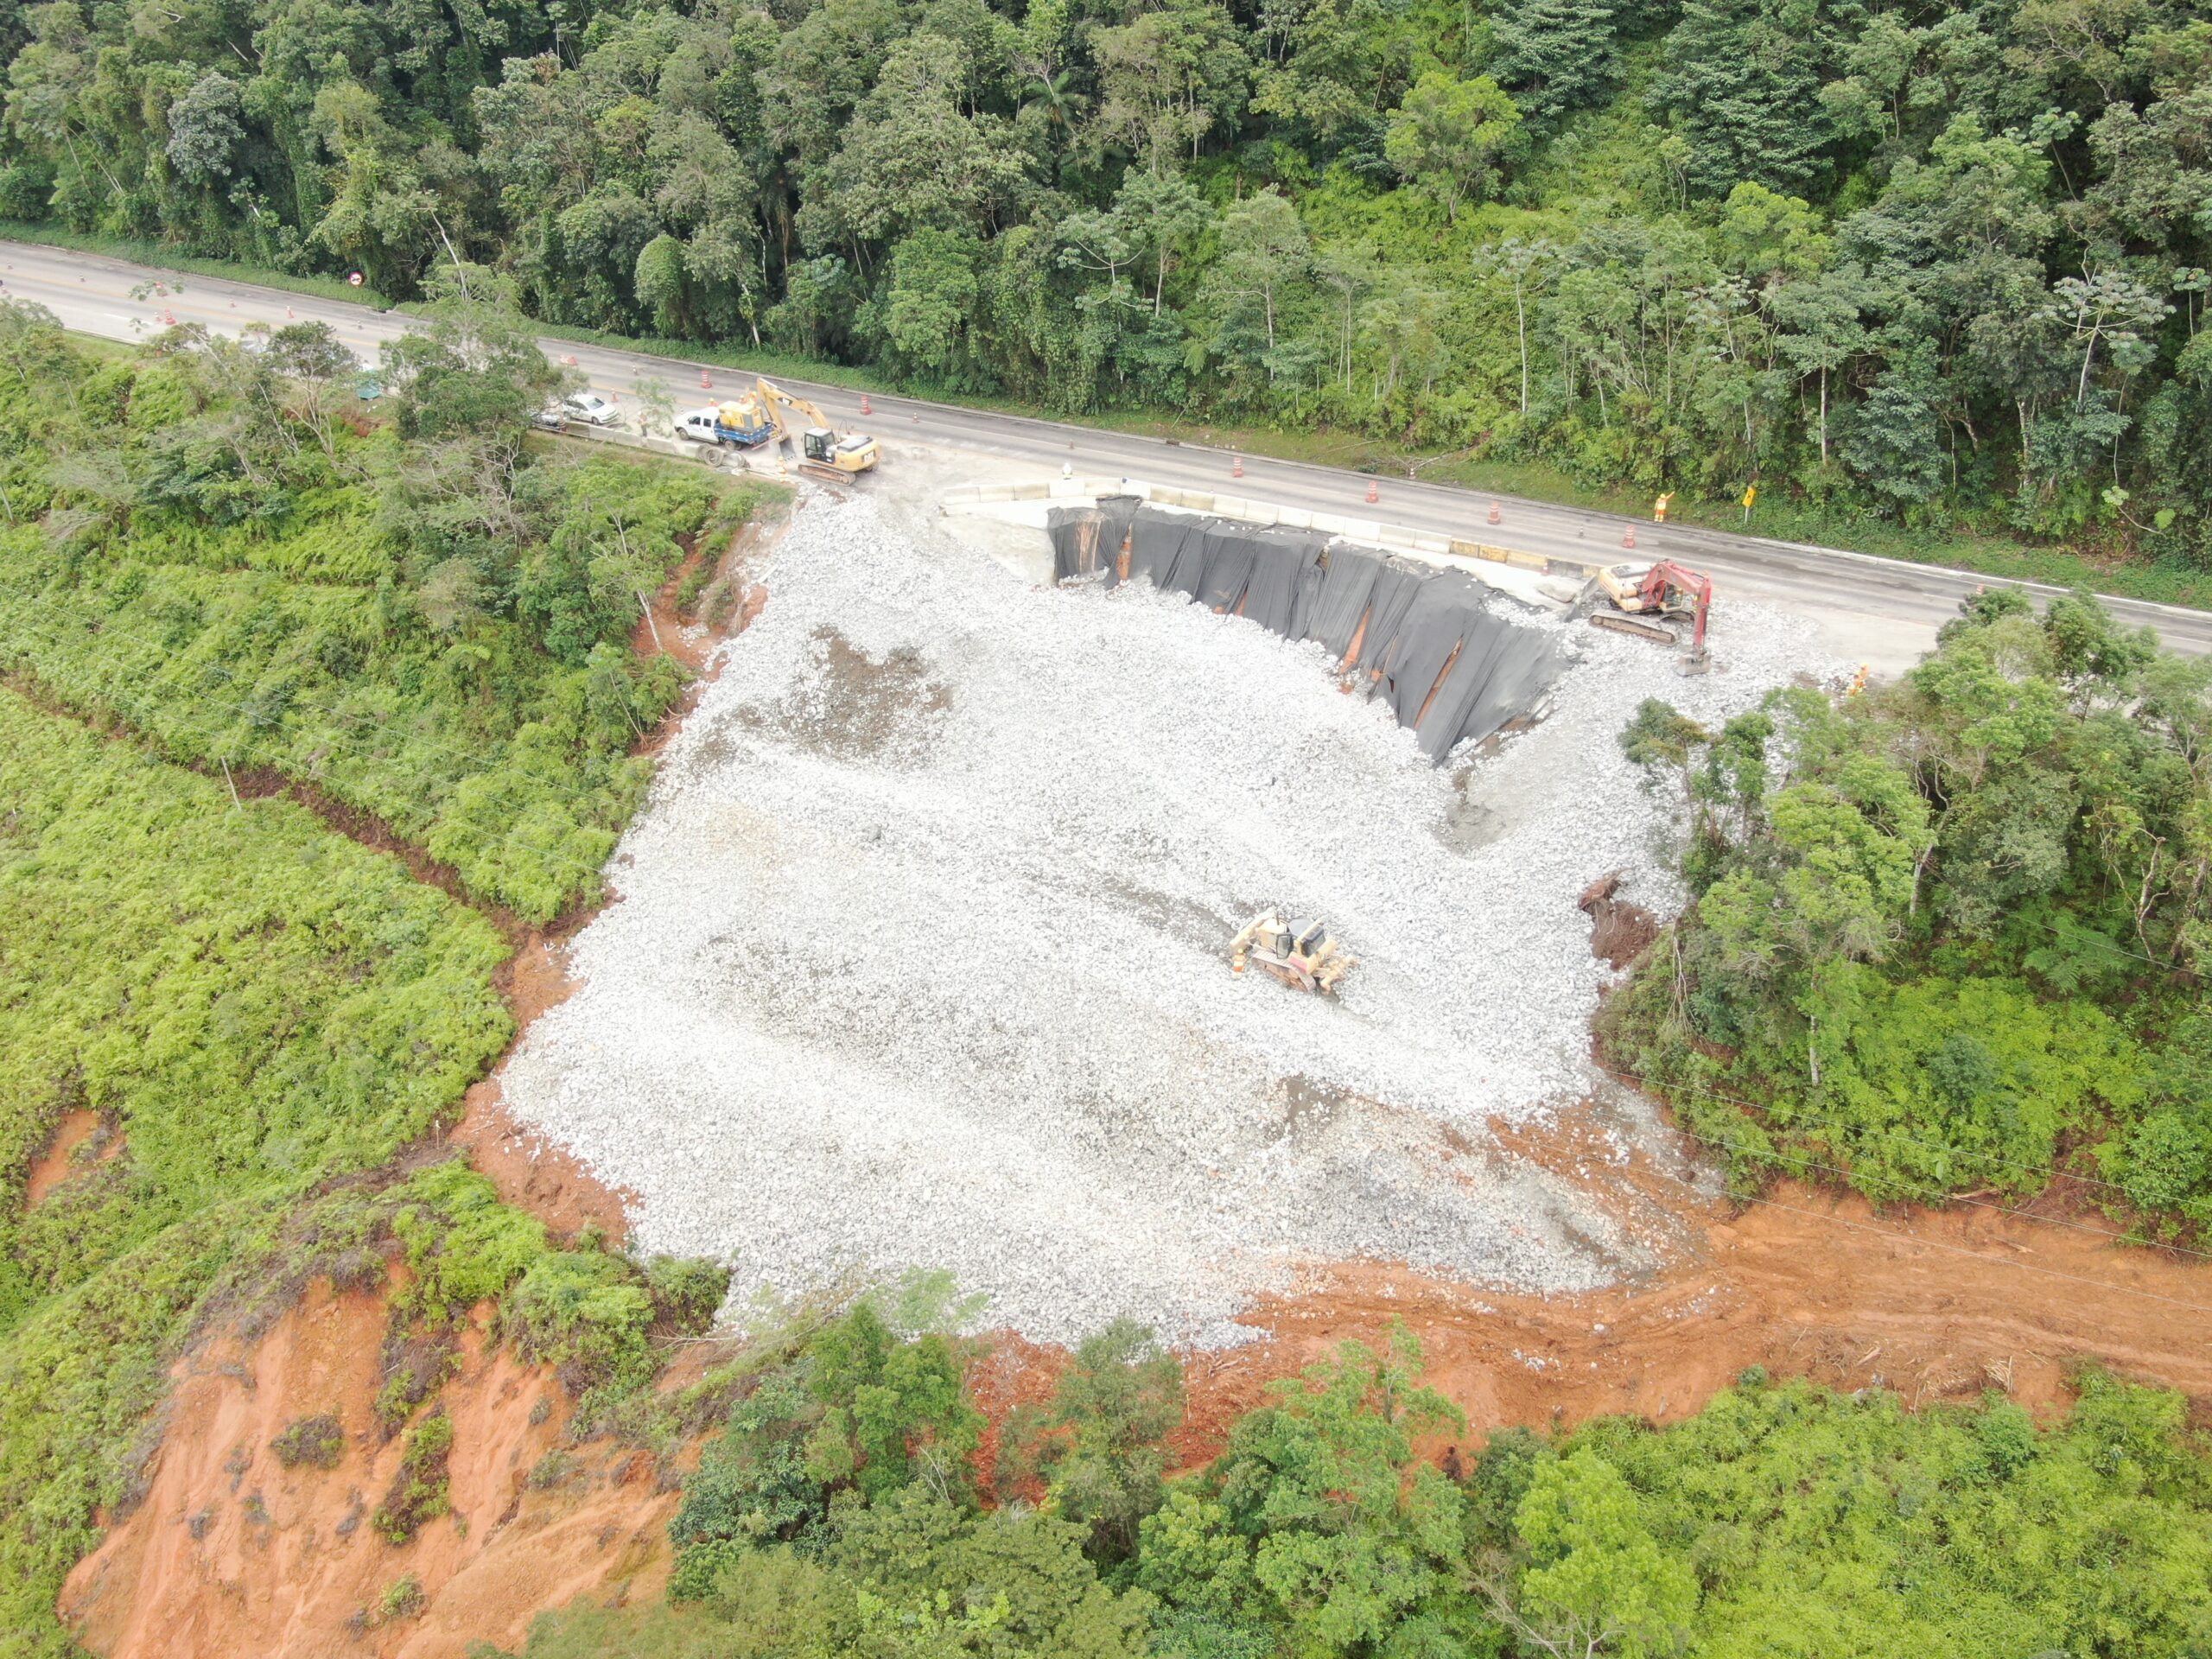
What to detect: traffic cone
<box><xmin>1623</xmin><ymin>524</ymin><xmax>1637</xmax><ymax>550</ymax></box>
<box><xmin>1365</xmin><ymin>478</ymin><xmax>1378</xmax><ymax>505</ymax></box>
<box><xmin>861</xmin><ymin>393</ymin><xmax>872</xmax><ymax>416</ymax></box>
<box><xmin>1488</xmin><ymin>499</ymin><xmax>1502</xmax><ymax>525</ymax></box>
<box><xmin>1232</xmin><ymin>454</ymin><xmax>1243</xmax><ymax>479</ymax></box>
<box><xmin>286</xmin><ymin>306</ymin><xmax>295</xmax><ymax>319</ymax></box>
<box><xmin>700</xmin><ymin>369</ymin><xmax>711</xmax><ymax>390</ymax></box>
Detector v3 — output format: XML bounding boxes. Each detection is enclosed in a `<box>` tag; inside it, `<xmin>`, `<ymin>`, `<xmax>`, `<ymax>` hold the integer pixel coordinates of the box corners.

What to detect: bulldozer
<box><xmin>753</xmin><ymin>378</ymin><xmax>880</xmax><ymax>483</ymax></box>
<box><xmin>1230</xmin><ymin>910</ymin><xmax>1357</xmax><ymax>996</ymax></box>
<box><xmin>1579</xmin><ymin>560</ymin><xmax>1713</xmax><ymax>664</ymax></box>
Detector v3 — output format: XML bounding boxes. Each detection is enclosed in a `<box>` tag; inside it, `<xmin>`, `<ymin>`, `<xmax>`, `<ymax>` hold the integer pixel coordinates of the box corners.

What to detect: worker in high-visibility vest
<box><xmin>1653</xmin><ymin>492</ymin><xmax>1674</xmax><ymax>522</ymax></box>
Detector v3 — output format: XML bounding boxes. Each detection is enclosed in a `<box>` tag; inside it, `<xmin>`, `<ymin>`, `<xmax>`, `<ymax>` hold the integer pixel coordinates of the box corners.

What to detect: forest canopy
<box><xmin>490</xmin><ymin>1308</ymin><xmax>2212</xmax><ymax>1659</ymax></box>
<box><xmin>0</xmin><ymin>0</ymin><xmax>2208</xmax><ymax>550</ymax></box>
<box><xmin>1601</xmin><ymin>587</ymin><xmax>2212</xmax><ymax>1234</ymax></box>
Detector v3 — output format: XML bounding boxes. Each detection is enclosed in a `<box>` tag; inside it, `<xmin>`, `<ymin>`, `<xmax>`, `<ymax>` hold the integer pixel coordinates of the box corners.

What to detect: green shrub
<box><xmin>504</xmin><ymin>1250</ymin><xmax>655</xmax><ymax>1395</ymax></box>
<box><xmin>270</xmin><ymin>1414</ymin><xmax>346</xmax><ymax>1471</ymax></box>
<box><xmin>372</xmin><ymin>1408</ymin><xmax>454</xmax><ymax>1544</ymax></box>
<box><xmin>644</xmin><ymin>1255</ymin><xmax>731</xmax><ymax>1338</ymax></box>
<box><xmin>378</xmin><ymin>1572</ymin><xmax>425</xmax><ymax>1621</ymax></box>
<box><xmin>525</xmin><ymin>1450</ymin><xmax>581</xmax><ymax>1491</ymax></box>
<box><xmin>536</xmin><ymin>1325</ymin><xmax>2212</xmax><ymax>1659</ymax></box>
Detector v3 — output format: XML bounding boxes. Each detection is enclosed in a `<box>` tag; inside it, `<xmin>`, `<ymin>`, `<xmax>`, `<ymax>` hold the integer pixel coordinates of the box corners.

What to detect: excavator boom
<box><xmin>1638</xmin><ymin>560</ymin><xmax>1712</xmax><ymax>654</ymax></box>
<box><xmin>753</xmin><ymin>378</ymin><xmax>880</xmax><ymax>480</ymax></box>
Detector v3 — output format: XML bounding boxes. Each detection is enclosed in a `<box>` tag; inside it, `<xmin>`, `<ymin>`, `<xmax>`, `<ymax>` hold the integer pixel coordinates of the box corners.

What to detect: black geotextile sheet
<box><xmin>1046</xmin><ymin>494</ymin><xmax>1142</xmax><ymax>582</ymax></box>
<box><xmin>1064</xmin><ymin>500</ymin><xmax>1564</xmax><ymax>760</ymax></box>
<box><xmin>1111</xmin><ymin>509</ymin><xmax>1326</xmax><ymax>626</ymax></box>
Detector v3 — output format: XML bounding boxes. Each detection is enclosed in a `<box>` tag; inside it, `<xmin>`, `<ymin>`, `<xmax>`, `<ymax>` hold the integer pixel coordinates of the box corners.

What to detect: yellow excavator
<box><xmin>753</xmin><ymin>378</ymin><xmax>880</xmax><ymax>482</ymax></box>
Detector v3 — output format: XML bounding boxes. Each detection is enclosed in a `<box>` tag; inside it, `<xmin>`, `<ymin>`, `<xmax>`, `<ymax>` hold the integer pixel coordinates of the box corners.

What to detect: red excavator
<box><xmin>1583</xmin><ymin>560</ymin><xmax>1713</xmax><ymax>661</ymax></box>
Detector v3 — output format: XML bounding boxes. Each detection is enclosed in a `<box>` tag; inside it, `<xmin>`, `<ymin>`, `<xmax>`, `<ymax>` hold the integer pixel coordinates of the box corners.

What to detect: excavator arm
<box><xmin>1638</xmin><ymin>561</ymin><xmax>1712</xmax><ymax>654</ymax></box>
<box><xmin>754</xmin><ymin>378</ymin><xmax>832</xmax><ymax>436</ymax></box>
<box><xmin>752</xmin><ymin>378</ymin><xmax>880</xmax><ymax>477</ymax></box>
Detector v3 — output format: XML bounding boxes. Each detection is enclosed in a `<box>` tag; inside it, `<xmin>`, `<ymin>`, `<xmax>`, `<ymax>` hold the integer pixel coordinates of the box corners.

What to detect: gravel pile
<box><xmin>497</xmin><ymin>495</ymin><xmax>1833</xmax><ymax>1344</ymax></box>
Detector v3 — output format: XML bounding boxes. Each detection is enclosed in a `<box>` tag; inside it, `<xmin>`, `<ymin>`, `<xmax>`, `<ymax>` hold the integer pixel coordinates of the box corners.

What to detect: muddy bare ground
<box><xmin>60</xmin><ymin>1282</ymin><xmax>683</xmax><ymax>1659</ymax></box>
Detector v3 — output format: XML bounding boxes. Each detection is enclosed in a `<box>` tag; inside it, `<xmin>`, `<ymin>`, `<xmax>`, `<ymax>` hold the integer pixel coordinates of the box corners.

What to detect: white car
<box><xmin>563</xmin><ymin>391</ymin><xmax>621</xmax><ymax>427</ymax></box>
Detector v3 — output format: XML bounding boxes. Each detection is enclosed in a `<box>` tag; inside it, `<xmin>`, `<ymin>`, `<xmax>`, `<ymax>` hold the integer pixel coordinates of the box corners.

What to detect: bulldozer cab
<box><xmin>802</xmin><ymin>428</ymin><xmax>836</xmax><ymax>463</ymax></box>
<box><xmin>1230</xmin><ymin>908</ymin><xmax>1357</xmax><ymax>995</ymax></box>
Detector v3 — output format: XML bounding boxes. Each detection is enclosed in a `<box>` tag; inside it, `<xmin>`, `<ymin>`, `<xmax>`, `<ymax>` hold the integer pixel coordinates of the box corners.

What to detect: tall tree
<box><xmin>1382</xmin><ymin>71</ymin><xmax>1523</xmax><ymax>226</ymax></box>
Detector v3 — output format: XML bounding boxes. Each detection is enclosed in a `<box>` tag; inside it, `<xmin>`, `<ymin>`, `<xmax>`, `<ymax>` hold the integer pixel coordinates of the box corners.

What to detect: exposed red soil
<box><xmin>448</xmin><ymin>937</ymin><xmax>628</xmax><ymax>1245</ymax></box>
<box><xmin>60</xmin><ymin>1282</ymin><xmax>677</xmax><ymax>1659</ymax></box>
<box><xmin>437</xmin><ymin>507</ymin><xmax>787</xmax><ymax>1249</ymax></box>
<box><xmin>24</xmin><ymin>1107</ymin><xmax>117</xmax><ymax>1208</ymax></box>
<box><xmin>448</xmin><ymin>1087</ymin><xmax>632</xmax><ymax>1249</ymax></box>
<box><xmin>1160</xmin><ymin>1166</ymin><xmax>2212</xmax><ymax>1463</ymax></box>
<box><xmin>1579</xmin><ymin>870</ymin><xmax>1660</xmax><ymax>969</ymax></box>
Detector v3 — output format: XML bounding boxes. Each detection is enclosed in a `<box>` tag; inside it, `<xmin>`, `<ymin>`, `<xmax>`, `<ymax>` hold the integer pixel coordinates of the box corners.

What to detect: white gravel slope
<box><xmin>496</xmin><ymin>495</ymin><xmax>1832</xmax><ymax>1344</ymax></box>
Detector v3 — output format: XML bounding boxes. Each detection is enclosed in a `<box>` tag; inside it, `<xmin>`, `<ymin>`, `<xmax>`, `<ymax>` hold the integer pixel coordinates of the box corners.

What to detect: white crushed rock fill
<box><xmin>498</xmin><ymin>494</ymin><xmax>1833</xmax><ymax>1345</ymax></box>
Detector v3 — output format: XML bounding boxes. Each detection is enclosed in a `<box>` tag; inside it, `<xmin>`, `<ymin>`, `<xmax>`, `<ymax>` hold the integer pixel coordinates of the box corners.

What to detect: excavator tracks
<box><xmin>1589</xmin><ymin>611</ymin><xmax>1679</xmax><ymax>644</ymax></box>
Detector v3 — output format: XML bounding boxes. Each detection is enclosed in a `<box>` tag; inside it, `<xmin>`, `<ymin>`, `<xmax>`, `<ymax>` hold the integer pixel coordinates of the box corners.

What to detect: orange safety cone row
<box><xmin>1623</xmin><ymin>524</ymin><xmax>1637</xmax><ymax>550</ymax></box>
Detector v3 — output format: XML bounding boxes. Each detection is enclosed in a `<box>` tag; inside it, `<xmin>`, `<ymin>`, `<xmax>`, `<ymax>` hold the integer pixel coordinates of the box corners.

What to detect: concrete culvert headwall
<box><xmin>1049</xmin><ymin>499</ymin><xmax>1565</xmax><ymax>760</ymax></box>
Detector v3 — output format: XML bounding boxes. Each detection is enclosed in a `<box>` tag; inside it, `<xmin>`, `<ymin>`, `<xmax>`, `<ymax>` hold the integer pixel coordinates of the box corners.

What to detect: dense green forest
<box><xmin>0</xmin><ymin>297</ymin><xmax>760</xmax><ymax>920</ymax></box>
<box><xmin>486</xmin><ymin>1306</ymin><xmax>2212</xmax><ymax>1658</ymax></box>
<box><xmin>1</xmin><ymin>0</ymin><xmax>2209</xmax><ymax>549</ymax></box>
<box><xmin>1601</xmin><ymin>587</ymin><xmax>2212</xmax><ymax>1232</ymax></box>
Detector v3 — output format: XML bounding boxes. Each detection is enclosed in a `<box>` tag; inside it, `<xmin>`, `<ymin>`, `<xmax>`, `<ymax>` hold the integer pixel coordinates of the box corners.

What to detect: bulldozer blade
<box><xmin>1590</xmin><ymin>612</ymin><xmax>1677</xmax><ymax>645</ymax></box>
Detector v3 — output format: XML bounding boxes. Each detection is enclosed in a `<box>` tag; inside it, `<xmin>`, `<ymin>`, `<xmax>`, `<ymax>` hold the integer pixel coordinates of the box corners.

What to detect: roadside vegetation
<box><xmin>0</xmin><ymin>295</ymin><xmax>763</xmax><ymax>922</ymax></box>
<box><xmin>1</xmin><ymin>0</ymin><xmax>2208</xmax><ymax>583</ymax></box>
<box><xmin>0</xmin><ymin>314</ymin><xmax>752</xmax><ymax>1655</ymax></box>
<box><xmin>1603</xmin><ymin>589</ymin><xmax>2212</xmax><ymax>1235</ymax></box>
<box><xmin>483</xmin><ymin>1306</ymin><xmax>2212</xmax><ymax>1659</ymax></box>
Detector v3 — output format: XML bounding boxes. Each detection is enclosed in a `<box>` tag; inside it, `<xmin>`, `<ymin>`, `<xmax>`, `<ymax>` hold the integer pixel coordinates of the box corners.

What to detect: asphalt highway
<box><xmin>8</xmin><ymin>237</ymin><xmax>2207</xmax><ymax>668</ymax></box>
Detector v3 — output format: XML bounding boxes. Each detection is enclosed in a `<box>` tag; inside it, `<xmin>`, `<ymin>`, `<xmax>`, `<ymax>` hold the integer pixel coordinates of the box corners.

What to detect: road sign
<box><xmin>347</xmin><ymin>271</ymin><xmax>365</xmax><ymax>288</ymax></box>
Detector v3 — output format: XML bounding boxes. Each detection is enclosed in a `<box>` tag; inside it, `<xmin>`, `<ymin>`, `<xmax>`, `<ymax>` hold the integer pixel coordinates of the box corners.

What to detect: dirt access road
<box><xmin>8</xmin><ymin>238</ymin><xmax>2210</xmax><ymax>675</ymax></box>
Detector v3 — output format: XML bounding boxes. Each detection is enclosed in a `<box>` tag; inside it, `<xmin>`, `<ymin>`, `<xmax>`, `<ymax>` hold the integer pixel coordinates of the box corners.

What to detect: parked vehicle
<box><xmin>675</xmin><ymin>398</ymin><xmax>776</xmax><ymax>448</ymax></box>
<box><xmin>563</xmin><ymin>391</ymin><xmax>621</xmax><ymax>427</ymax></box>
